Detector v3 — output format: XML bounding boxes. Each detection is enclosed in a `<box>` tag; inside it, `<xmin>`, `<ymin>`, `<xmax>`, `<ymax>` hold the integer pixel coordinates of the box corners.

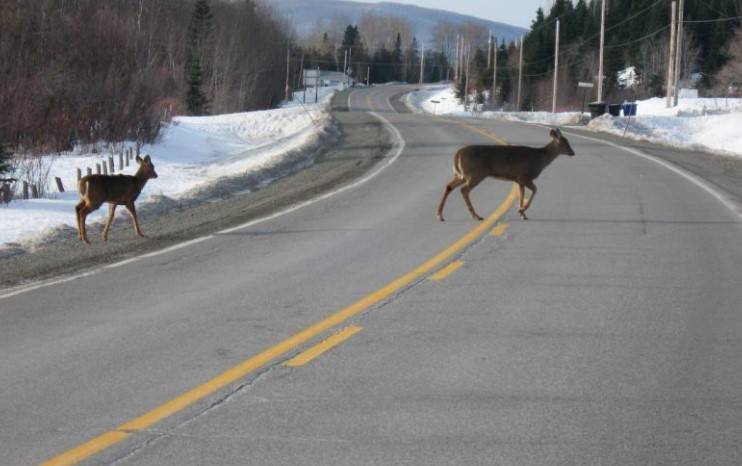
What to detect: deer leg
<box><xmin>437</xmin><ymin>176</ymin><xmax>465</xmax><ymax>221</ymax></box>
<box><xmin>522</xmin><ymin>180</ymin><xmax>538</xmax><ymax>215</ymax></box>
<box><xmin>460</xmin><ymin>176</ymin><xmax>485</xmax><ymax>221</ymax></box>
<box><xmin>125</xmin><ymin>202</ymin><xmax>145</xmax><ymax>237</ymax></box>
<box><xmin>75</xmin><ymin>202</ymin><xmax>85</xmax><ymax>242</ymax></box>
<box><xmin>517</xmin><ymin>183</ymin><xmax>528</xmax><ymax>220</ymax></box>
<box><xmin>102</xmin><ymin>204</ymin><xmax>117</xmax><ymax>241</ymax></box>
<box><xmin>79</xmin><ymin>206</ymin><xmax>92</xmax><ymax>244</ymax></box>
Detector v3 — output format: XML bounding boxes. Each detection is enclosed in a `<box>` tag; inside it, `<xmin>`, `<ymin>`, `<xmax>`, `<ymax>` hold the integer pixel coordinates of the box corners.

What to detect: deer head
<box><xmin>135</xmin><ymin>154</ymin><xmax>159</xmax><ymax>179</ymax></box>
<box><xmin>550</xmin><ymin>128</ymin><xmax>575</xmax><ymax>156</ymax></box>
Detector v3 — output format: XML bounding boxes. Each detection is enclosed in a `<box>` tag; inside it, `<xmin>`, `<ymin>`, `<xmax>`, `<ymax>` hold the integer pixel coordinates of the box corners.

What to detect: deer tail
<box><xmin>452</xmin><ymin>152</ymin><xmax>464</xmax><ymax>179</ymax></box>
<box><xmin>78</xmin><ymin>176</ymin><xmax>89</xmax><ymax>197</ymax></box>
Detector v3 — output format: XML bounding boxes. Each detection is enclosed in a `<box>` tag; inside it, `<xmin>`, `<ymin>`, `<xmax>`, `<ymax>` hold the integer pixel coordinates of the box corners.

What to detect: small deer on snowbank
<box><xmin>76</xmin><ymin>155</ymin><xmax>158</xmax><ymax>244</ymax></box>
<box><xmin>437</xmin><ymin>128</ymin><xmax>575</xmax><ymax>222</ymax></box>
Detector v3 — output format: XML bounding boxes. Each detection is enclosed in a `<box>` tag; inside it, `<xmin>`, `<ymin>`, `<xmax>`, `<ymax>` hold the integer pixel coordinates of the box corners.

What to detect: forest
<box><xmin>0</xmin><ymin>0</ymin><xmax>290</xmax><ymax>159</ymax></box>
<box><xmin>456</xmin><ymin>0</ymin><xmax>742</xmax><ymax>111</ymax></box>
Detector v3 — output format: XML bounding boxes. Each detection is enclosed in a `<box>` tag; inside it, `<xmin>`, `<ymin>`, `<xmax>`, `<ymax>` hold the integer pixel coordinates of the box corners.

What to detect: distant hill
<box><xmin>268</xmin><ymin>0</ymin><xmax>526</xmax><ymax>45</ymax></box>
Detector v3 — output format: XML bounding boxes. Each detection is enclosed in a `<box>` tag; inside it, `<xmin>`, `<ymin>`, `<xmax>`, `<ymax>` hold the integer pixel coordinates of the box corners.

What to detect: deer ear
<box><xmin>550</xmin><ymin>129</ymin><xmax>559</xmax><ymax>139</ymax></box>
<box><xmin>144</xmin><ymin>154</ymin><xmax>151</xmax><ymax>162</ymax></box>
<box><xmin>135</xmin><ymin>155</ymin><xmax>142</xmax><ymax>163</ymax></box>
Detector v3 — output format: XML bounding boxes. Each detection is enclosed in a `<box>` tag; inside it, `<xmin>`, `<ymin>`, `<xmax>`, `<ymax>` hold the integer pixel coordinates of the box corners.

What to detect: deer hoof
<box><xmin>438</xmin><ymin>214</ymin><xmax>445</xmax><ymax>222</ymax></box>
<box><xmin>518</xmin><ymin>209</ymin><xmax>528</xmax><ymax>220</ymax></box>
<box><xmin>475</xmin><ymin>215</ymin><xmax>484</xmax><ymax>221</ymax></box>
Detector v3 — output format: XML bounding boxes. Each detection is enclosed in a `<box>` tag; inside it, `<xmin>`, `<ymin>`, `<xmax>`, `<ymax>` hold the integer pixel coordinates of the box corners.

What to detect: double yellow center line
<box><xmin>42</xmin><ymin>96</ymin><xmax>517</xmax><ymax>466</ymax></box>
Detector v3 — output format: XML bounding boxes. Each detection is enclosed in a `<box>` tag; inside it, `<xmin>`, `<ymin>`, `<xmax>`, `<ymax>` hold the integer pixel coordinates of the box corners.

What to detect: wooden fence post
<box><xmin>55</xmin><ymin>177</ymin><xmax>65</xmax><ymax>193</ymax></box>
<box><xmin>77</xmin><ymin>168</ymin><xmax>82</xmax><ymax>181</ymax></box>
<box><xmin>31</xmin><ymin>184</ymin><xmax>39</xmax><ymax>199</ymax></box>
<box><xmin>87</xmin><ymin>167</ymin><xmax>92</xmax><ymax>177</ymax></box>
<box><xmin>2</xmin><ymin>184</ymin><xmax>10</xmax><ymax>204</ymax></box>
<box><xmin>22</xmin><ymin>181</ymin><xmax>29</xmax><ymax>200</ymax></box>
<box><xmin>108</xmin><ymin>156</ymin><xmax>114</xmax><ymax>173</ymax></box>
<box><xmin>96</xmin><ymin>163</ymin><xmax>101</xmax><ymax>174</ymax></box>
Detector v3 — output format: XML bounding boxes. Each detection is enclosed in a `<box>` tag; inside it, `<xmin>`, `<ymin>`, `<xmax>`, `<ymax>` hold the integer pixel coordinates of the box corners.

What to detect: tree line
<box><xmin>294</xmin><ymin>23</ymin><xmax>451</xmax><ymax>86</ymax></box>
<box><xmin>0</xmin><ymin>0</ymin><xmax>290</xmax><ymax>162</ymax></box>
<box><xmin>456</xmin><ymin>0</ymin><xmax>742</xmax><ymax>111</ymax></box>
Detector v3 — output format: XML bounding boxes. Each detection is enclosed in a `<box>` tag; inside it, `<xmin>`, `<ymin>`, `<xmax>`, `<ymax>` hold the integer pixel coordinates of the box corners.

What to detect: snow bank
<box><xmin>405</xmin><ymin>86</ymin><xmax>582</xmax><ymax>125</ymax></box>
<box><xmin>0</xmin><ymin>86</ymin><xmax>342</xmax><ymax>249</ymax></box>
<box><xmin>407</xmin><ymin>85</ymin><xmax>742</xmax><ymax>158</ymax></box>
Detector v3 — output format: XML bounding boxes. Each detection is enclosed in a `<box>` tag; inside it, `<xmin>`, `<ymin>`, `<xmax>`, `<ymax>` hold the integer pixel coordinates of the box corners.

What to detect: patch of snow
<box><xmin>0</xmin><ymin>85</ymin><xmax>342</xmax><ymax>249</ymax></box>
<box><xmin>617</xmin><ymin>66</ymin><xmax>638</xmax><ymax>89</ymax></box>
<box><xmin>406</xmin><ymin>85</ymin><xmax>742</xmax><ymax>159</ymax></box>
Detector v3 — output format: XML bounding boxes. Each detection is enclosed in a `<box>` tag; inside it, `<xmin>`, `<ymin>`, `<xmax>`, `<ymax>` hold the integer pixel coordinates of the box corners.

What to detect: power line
<box><xmin>683</xmin><ymin>14</ymin><xmax>742</xmax><ymax>23</ymax></box>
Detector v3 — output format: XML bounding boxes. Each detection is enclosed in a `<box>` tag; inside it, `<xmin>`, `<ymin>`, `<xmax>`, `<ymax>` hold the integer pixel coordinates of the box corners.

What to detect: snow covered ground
<box><xmin>0</xmin><ymin>85</ymin><xmax>342</xmax><ymax>249</ymax></box>
<box><xmin>406</xmin><ymin>85</ymin><xmax>742</xmax><ymax>158</ymax></box>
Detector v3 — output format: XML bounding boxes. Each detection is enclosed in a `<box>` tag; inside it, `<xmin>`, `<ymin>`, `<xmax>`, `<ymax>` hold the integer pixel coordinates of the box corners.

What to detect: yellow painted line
<box><xmin>491</xmin><ymin>223</ymin><xmax>510</xmax><ymax>237</ymax></box>
<box><xmin>285</xmin><ymin>326</ymin><xmax>362</xmax><ymax>367</ymax></box>
<box><xmin>437</xmin><ymin>116</ymin><xmax>509</xmax><ymax>145</ymax></box>
<box><xmin>429</xmin><ymin>260</ymin><xmax>464</xmax><ymax>281</ymax></box>
<box><xmin>41</xmin><ymin>123</ymin><xmax>517</xmax><ymax>466</ymax></box>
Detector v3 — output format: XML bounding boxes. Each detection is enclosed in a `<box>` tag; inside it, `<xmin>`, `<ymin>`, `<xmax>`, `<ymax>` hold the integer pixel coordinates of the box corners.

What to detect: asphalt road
<box><xmin>2</xmin><ymin>85</ymin><xmax>742</xmax><ymax>465</ymax></box>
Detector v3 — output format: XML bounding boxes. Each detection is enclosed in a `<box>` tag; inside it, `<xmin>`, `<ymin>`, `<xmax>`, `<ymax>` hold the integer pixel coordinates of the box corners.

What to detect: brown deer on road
<box><xmin>76</xmin><ymin>155</ymin><xmax>158</xmax><ymax>244</ymax></box>
<box><xmin>437</xmin><ymin>128</ymin><xmax>575</xmax><ymax>222</ymax></box>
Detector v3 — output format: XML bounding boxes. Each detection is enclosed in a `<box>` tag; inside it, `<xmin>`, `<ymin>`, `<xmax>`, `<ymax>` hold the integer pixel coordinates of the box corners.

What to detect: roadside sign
<box><xmin>303</xmin><ymin>69</ymin><xmax>320</xmax><ymax>87</ymax></box>
<box><xmin>578</xmin><ymin>82</ymin><xmax>594</xmax><ymax>89</ymax></box>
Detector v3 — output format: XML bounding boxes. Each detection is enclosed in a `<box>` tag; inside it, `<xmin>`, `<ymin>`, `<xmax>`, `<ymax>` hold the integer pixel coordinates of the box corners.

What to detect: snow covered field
<box><xmin>406</xmin><ymin>85</ymin><xmax>742</xmax><ymax>158</ymax></box>
<box><xmin>0</xmin><ymin>85</ymin><xmax>342</xmax><ymax>249</ymax></box>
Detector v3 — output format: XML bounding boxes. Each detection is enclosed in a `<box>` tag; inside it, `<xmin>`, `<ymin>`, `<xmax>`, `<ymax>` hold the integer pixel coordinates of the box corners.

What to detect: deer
<box><xmin>437</xmin><ymin>128</ymin><xmax>575</xmax><ymax>222</ymax></box>
<box><xmin>75</xmin><ymin>154</ymin><xmax>158</xmax><ymax>244</ymax></box>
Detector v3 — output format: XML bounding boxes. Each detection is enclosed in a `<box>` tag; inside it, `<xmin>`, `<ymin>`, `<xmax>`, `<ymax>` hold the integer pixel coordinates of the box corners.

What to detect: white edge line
<box><xmin>555</xmin><ymin>127</ymin><xmax>742</xmax><ymax>222</ymax></box>
<box><xmin>0</xmin><ymin>103</ymin><xmax>406</xmax><ymax>301</ymax></box>
<box><xmin>486</xmin><ymin>117</ymin><xmax>742</xmax><ymax>223</ymax></box>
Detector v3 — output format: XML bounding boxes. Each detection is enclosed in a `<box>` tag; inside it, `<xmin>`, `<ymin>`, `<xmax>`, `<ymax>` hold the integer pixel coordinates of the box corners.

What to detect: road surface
<box><xmin>2</xmin><ymin>85</ymin><xmax>742</xmax><ymax>465</ymax></box>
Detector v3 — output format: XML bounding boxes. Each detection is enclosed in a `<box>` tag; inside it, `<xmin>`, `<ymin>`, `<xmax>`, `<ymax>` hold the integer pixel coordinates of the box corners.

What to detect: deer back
<box><xmin>456</xmin><ymin>144</ymin><xmax>557</xmax><ymax>182</ymax></box>
<box><xmin>79</xmin><ymin>174</ymin><xmax>146</xmax><ymax>204</ymax></box>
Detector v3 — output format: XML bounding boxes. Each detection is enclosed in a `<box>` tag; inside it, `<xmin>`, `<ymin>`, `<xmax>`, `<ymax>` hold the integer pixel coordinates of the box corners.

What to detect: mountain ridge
<box><xmin>267</xmin><ymin>0</ymin><xmax>526</xmax><ymax>45</ymax></box>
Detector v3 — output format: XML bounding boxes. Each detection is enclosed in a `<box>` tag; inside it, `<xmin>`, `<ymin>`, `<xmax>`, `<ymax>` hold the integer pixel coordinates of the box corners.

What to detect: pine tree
<box><xmin>185</xmin><ymin>0</ymin><xmax>213</xmax><ymax>115</ymax></box>
<box><xmin>0</xmin><ymin>144</ymin><xmax>10</xmax><ymax>177</ymax></box>
<box><xmin>392</xmin><ymin>33</ymin><xmax>403</xmax><ymax>82</ymax></box>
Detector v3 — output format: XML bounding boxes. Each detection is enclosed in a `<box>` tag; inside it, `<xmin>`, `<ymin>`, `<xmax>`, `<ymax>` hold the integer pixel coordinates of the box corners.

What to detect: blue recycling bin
<box><xmin>622</xmin><ymin>102</ymin><xmax>637</xmax><ymax>116</ymax></box>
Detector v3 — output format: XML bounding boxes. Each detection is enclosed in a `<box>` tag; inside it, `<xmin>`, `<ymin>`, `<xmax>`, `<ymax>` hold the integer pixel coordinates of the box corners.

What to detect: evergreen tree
<box><xmin>0</xmin><ymin>144</ymin><xmax>11</xmax><ymax>177</ymax></box>
<box><xmin>185</xmin><ymin>0</ymin><xmax>213</xmax><ymax>115</ymax></box>
<box><xmin>392</xmin><ymin>32</ymin><xmax>403</xmax><ymax>82</ymax></box>
<box><xmin>405</xmin><ymin>36</ymin><xmax>420</xmax><ymax>83</ymax></box>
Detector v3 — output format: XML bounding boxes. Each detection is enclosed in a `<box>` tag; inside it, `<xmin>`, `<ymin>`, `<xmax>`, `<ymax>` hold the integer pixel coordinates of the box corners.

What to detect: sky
<box><xmin>347</xmin><ymin>0</ymin><xmax>554</xmax><ymax>28</ymax></box>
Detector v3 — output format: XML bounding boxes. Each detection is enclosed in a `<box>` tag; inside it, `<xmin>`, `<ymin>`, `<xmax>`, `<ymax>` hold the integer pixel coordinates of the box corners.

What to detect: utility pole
<box><xmin>300</xmin><ymin>54</ymin><xmax>306</xmax><ymax>104</ymax></box>
<box><xmin>552</xmin><ymin>19</ymin><xmax>560</xmax><ymax>113</ymax></box>
<box><xmin>419</xmin><ymin>42</ymin><xmax>425</xmax><ymax>85</ymax></box>
<box><xmin>464</xmin><ymin>42</ymin><xmax>470</xmax><ymax>108</ymax></box>
<box><xmin>673</xmin><ymin>0</ymin><xmax>684</xmax><ymax>106</ymax></box>
<box><xmin>456</xmin><ymin>35</ymin><xmax>462</xmax><ymax>83</ymax></box>
<box><xmin>517</xmin><ymin>36</ymin><xmax>523</xmax><ymax>111</ymax></box>
<box><xmin>666</xmin><ymin>1</ymin><xmax>677</xmax><ymax>108</ymax></box>
<box><xmin>343</xmin><ymin>50</ymin><xmax>348</xmax><ymax>88</ymax></box>
<box><xmin>597</xmin><ymin>0</ymin><xmax>606</xmax><ymax>103</ymax></box>
<box><xmin>284</xmin><ymin>45</ymin><xmax>291</xmax><ymax>102</ymax></box>
<box><xmin>315</xmin><ymin>65</ymin><xmax>320</xmax><ymax>103</ymax></box>
<box><xmin>347</xmin><ymin>47</ymin><xmax>353</xmax><ymax>86</ymax></box>
<box><xmin>487</xmin><ymin>31</ymin><xmax>493</xmax><ymax>68</ymax></box>
<box><xmin>492</xmin><ymin>38</ymin><xmax>498</xmax><ymax>105</ymax></box>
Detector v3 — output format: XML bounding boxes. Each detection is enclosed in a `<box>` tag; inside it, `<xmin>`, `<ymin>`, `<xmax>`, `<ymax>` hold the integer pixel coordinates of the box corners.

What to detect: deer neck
<box><xmin>132</xmin><ymin>168</ymin><xmax>150</xmax><ymax>193</ymax></box>
<box><xmin>541</xmin><ymin>141</ymin><xmax>561</xmax><ymax>166</ymax></box>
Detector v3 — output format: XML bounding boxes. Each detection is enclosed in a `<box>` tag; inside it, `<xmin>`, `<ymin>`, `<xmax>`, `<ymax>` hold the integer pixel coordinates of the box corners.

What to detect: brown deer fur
<box><xmin>437</xmin><ymin>128</ymin><xmax>575</xmax><ymax>221</ymax></box>
<box><xmin>75</xmin><ymin>155</ymin><xmax>158</xmax><ymax>244</ymax></box>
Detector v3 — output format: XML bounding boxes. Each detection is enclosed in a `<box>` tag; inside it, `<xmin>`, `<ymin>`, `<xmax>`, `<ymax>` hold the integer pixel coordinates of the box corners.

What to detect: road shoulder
<box><xmin>0</xmin><ymin>91</ymin><xmax>394</xmax><ymax>290</ymax></box>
